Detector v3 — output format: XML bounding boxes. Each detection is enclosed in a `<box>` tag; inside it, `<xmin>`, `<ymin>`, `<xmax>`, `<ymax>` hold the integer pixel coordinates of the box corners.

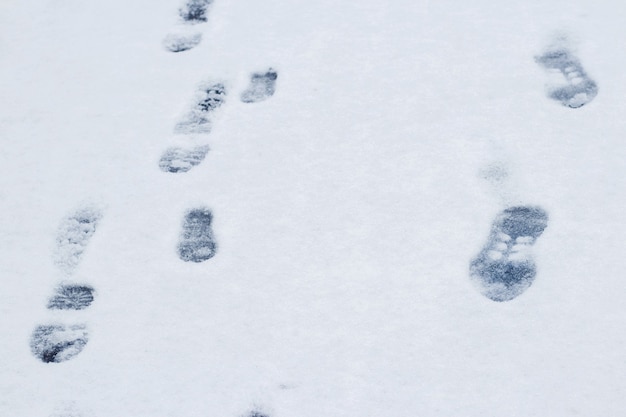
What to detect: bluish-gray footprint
<box><xmin>536</xmin><ymin>48</ymin><xmax>597</xmax><ymax>108</ymax></box>
<box><xmin>30</xmin><ymin>324</ymin><xmax>88</xmax><ymax>363</ymax></box>
<box><xmin>175</xmin><ymin>83</ymin><xmax>226</xmax><ymax>134</ymax></box>
<box><xmin>470</xmin><ymin>206</ymin><xmax>549</xmax><ymax>302</ymax></box>
<box><xmin>178</xmin><ymin>208</ymin><xmax>217</xmax><ymax>262</ymax></box>
<box><xmin>241</xmin><ymin>69</ymin><xmax>278</xmax><ymax>103</ymax></box>
<box><xmin>47</xmin><ymin>284</ymin><xmax>95</xmax><ymax>310</ymax></box>
<box><xmin>53</xmin><ymin>207</ymin><xmax>102</xmax><ymax>274</ymax></box>
<box><xmin>159</xmin><ymin>145</ymin><xmax>209</xmax><ymax>173</ymax></box>
<box><xmin>163</xmin><ymin>0</ymin><xmax>214</xmax><ymax>53</ymax></box>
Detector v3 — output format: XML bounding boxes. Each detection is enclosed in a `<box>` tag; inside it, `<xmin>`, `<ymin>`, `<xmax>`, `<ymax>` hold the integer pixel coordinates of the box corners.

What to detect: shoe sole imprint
<box><xmin>536</xmin><ymin>48</ymin><xmax>598</xmax><ymax>108</ymax></box>
<box><xmin>175</xmin><ymin>82</ymin><xmax>226</xmax><ymax>135</ymax></box>
<box><xmin>178</xmin><ymin>207</ymin><xmax>217</xmax><ymax>262</ymax></box>
<box><xmin>53</xmin><ymin>207</ymin><xmax>102</xmax><ymax>275</ymax></box>
<box><xmin>33</xmin><ymin>208</ymin><xmax>99</xmax><ymax>363</ymax></box>
<box><xmin>47</xmin><ymin>284</ymin><xmax>95</xmax><ymax>310</ymax></box>
<box><xmin>163</xmin><ymin>0</ymin><xmax>214</xmax><ymax>53</ymax></box>
<box><xmin>30</xmin><ymin>324</ymin><xmax>89</xmax><ymax>363</ymax></box>
<box><xmin>470</xmin><ymin>206</ymin><xmax>548</xmax><ymax>302</ymax></box>
<box><xmin>159</xmin><ymin>145</ymin><xmax>210</xmax><ymax>173</ymax></box>
<box><xmin>241</xmin><ymin>69</ymin><xmax>278</xmax><ymax>103</ymax></box>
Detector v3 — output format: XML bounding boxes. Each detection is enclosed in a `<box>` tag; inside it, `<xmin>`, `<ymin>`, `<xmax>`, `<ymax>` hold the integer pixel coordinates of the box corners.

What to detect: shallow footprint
<box><xmin>163</xmin><ymin>0</ymin><xmax>213</xmax><ymax>53</ymax></box>
<box><xmin>163</xmin><ymin>31</ymin><xmax>202</xmax><ymax>53</ymax></box>
<box><xmin>30</xmin><ymin>324</ymin><xmax>88</xmax><ymax>363</ymax></box>
<box><xmin>53</xmin><ymin>207</ymin><xmax>102</xmax><ymax>275</ymax></box>
<box><xmin>178</xmin><ymin>207</ymin><xmax>217</xmax><ymax>262</ymax></box>
<box><xmin>536</xmin><ymin>48</ymin><xmax>598</xmax><ymax>108</ymax></box>
<box><xmin>175</xmin><ymin>83</ymin><xmax>226</xmax><ymax>134</ymax></box>
<box><xmin>159</xmin><ymin>145</ymin><xmax>209</xmax><ymax>173</ymax></box>
<box><xmin>470</xmin><ymin>206</ymin><xmax>548</xmax><ymax>302</ymax></box>
<box><xmin>47</xmin><ymin>284</ymin><xmax>95</xmax><ymax>310</ymax></box>
<box><xmin>241</xmin><ymin>69</ymin><xmax>278</xmax><ymax>103</ymax></box>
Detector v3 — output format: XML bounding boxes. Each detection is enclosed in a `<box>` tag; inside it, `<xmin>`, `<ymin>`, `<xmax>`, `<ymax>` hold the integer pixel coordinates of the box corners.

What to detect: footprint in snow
<box><xmin>241</xmin><ymin>69</ymin><xmax>278</xmax><ymax>104</ymax></box>
<box><xmin>163</xmin><ymin>0</ymin><xmax>214</xmax><ymax>53</ymax></box>
<box><xmin>31</xmin><ymin>207</ymin><xmax>101</xmax><ymax>363</ymax></box>
<box><xmin>175</xmin><ymin>82</ymin><xmax>226</xmax><ymax>135</ymax></box>
<box><xmin>178</xmin><ymin>207</ymin><xmax>217</xmax><ymax>262</ymax></box>
<box><xmin>536</xmin><ymin>47</ymin><xmax>598</xmax><ymax>108</ymax></box>
<box><xmin>470</xmin><ymin>206</ymin><xmax>548</xmax><ymax>302</ymax></box>
<box><xmin>30</xmin><ymin>324</ymin><xmax>89</xmax><ymax>364</ymax></box>
<box><xmin>53</xmin><ymin>207</ymin><xmax>102</xmax><ymax>275</ymax></box>
<box><xmin>159</xmin><ymin>82</ymin><xmax>226</xmax><ymax>174</ymax></box>
<box><xmin>47</xmin><ymin>284</ymin><xmax>95</xmax><ymax>311</ymax></box>
<box><xmin>159</xmin><ymin>145</ymin><xmax>210</xmax><ymax>173</ymax></box>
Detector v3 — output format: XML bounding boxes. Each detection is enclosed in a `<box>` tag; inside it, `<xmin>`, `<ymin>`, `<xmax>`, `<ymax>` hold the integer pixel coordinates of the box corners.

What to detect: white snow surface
<box><xmin>2</xmin><ymin>0</ymin><xmax>626</xmax><ymax>416</ymax></box>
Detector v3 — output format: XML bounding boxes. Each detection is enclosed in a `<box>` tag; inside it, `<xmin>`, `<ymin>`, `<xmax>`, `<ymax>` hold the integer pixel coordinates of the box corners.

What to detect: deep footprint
<box><xmin>30</xmin><ymin>324</ymin><xmax>88</xmax><ymax>363</ymax></box>
<box><xmin>241</xmin><ymin>69</ymin><xmax>278</xmax><ymax>103</ymax></box>
<box><xmin>536</xmin><ymin>48</ymin><xmax>598</xmax><ymax>108</ymax></box>
<box><xmin>53</xmin><ymin>207</ymin><xmax>102</xmax><ymax>274</ymax></box>
<box><xmin>175</xmin><ymin>83</ymin><xmax>226</xmax><ymax>134</ymax></box>
<box><xmin>159</xmin><ymin>145</ymin><xmax>209</xmax><ymax>173</ymax></box>
<box><xmin>47</xmin><ymin>284</ymin><xmax>95</xmax><ymax>310</ymax></box>
<box><xmin>179</xmin><ymin>0</ymin><xmax>213</xmax><ymax>23</ymax></box>
<box><xmin>470</xmin><ymin>206</ymin><xmax>548</xmax><ymax>302</ymax></box>
<box><xmin>178</xmin><ymin>207</ymin><xmax>217</xmax><ymax>262</ymax></box>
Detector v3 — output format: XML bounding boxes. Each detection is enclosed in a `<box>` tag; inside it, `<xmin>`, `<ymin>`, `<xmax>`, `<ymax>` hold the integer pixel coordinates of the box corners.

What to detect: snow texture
<box><xmin>30</xmin><ymin>325</ymin><xmax>89</xmax><ymax>363</ymax></box>
<box><xmin>470</xmin><ymin>206</ymin><xmax>549</xmax><ymax>302</ymax></box>
<box><xmin>49</xmin><ymin>403</ymin><xmax>85</xmax><ymax>417</ymax></box>
<box><xmin>241</xmin><ymin>69</ymin><xmax>278</xmax><ymax>103</ymax></box>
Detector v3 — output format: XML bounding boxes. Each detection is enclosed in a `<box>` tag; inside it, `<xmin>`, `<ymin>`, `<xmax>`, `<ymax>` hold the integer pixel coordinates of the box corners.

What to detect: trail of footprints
<box><xmin>158</xmin><ymin>81</ymin><xmax>226</xmax><ymax>173</ymax></box>
<box><xmin>468</xmin><ymin>39</ymin><xmax>598</xmax><ymax>302</ymax></box>
<box><xmin>34</xmin><ymin>7</ymin><xmax>599</xmax><ymax>414</ymax></box>
<box><xmin>33</xmin><ymin>0</ymin><xmax>280</xmax><ymax>373</ymax></box>
<box><xmin>32</xmin><ymin>70</ymin><xmax>279</xmax><ymax>365</ymax></box>
<box><xmin>159</xmin><ymin>69</ymin><xmax>277</xmax><ymax>174</ymax></box>
<box><xmin>155</xmin><ymin>5</ymin><xmax>281</xmax><ymax>414</ymax></box>
<box><xmin>31</xmin><ymin>207</ymin><xmax>101</xmax><ymax>363</ymax></box>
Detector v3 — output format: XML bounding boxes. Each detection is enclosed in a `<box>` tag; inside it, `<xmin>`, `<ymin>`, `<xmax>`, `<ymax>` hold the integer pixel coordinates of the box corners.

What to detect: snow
<box><xmin>2</xmin><ymin>0</ymin><xmax>626</xmax><ymax>416</ymax></box>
